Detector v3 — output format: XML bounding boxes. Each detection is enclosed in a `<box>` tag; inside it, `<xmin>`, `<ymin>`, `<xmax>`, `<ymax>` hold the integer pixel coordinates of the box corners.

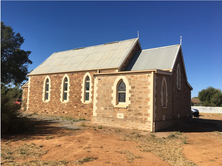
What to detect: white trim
<box><xmin>42</xmin><ymin>76</ymin><xmax>51</xmax><ymax>102</ymax></box>
<box><xmin>27</xmin><ymin>77</ymin><xmax>31</xmax><ymax>111</ymax></box>
<box><xmin>150</xmin><ymin>71</ymin><xmax>155</xmax><ymax>132</ymax></box>
<box><xmin>161</xmin><ymin>77</ymin><xmax>168</xmax><ymax>107</ymax></box>
<box><xmin>60</xmin><ymin>74</ymin><xmax>70</xmax><ymax>103</ymax></box>
<box><xmin>112</xmin><ymin>76</ymin><xmax>131</xmax><ymax>108</ymax></box>
<box><xmin>81</xmin><ymin>72</ymin><xmax>93</xmax><ymax>104</ymax></box>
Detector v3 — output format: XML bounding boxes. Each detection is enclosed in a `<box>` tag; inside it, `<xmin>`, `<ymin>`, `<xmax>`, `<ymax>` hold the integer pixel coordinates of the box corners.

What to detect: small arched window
<box><xmin>161</xmin><ymin>77</ymin><xmax>167</xmax><ymax>107</ymax></box>
<box><xmin>118</xmin><ymin>80</ymin><xmax>126</xmax><ymax>103</ymax></box>
<box><xmin>45</xmin><ymin>78</ymin><xmax>49</xmax><ymax>101</ymax></box>
<box><xmin>85</xmin><ymin>76</ymin><xmax>90</xmax><ymax>102</ymax></box>
<box><xmin>63</xmin><ymin>77</ymin><xmax>68</xmax><ymax>101</ymax></box>
<box><xmin>163</xmin><ymin>81</ymin><xmax>166</xmax><ymax>107</ymax></box>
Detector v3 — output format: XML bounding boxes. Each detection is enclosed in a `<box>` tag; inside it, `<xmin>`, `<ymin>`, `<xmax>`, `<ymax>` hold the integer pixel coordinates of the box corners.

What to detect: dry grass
<box><xmin>116</xmin><ymin>150</ymin><xmax>141</xmax><ymax>163</ymax></box>
<box><xmin>72</xmin><ymin>156</ymin><xmax>98</xmax><ymax>165</ymax></box>
<box><xmin>124</xmin><ymin>132</ymin><xmax>197</xmax><ymax>166</ymax></box>
<box><xmin>1</xmin><ymin>141</ymin><xmax>97</xmax><ymax>166</ymax></box>
<box><xmin>1</xmin><ymin>143</ymin><xmax>48</xmax><ymax>165</ymax></box>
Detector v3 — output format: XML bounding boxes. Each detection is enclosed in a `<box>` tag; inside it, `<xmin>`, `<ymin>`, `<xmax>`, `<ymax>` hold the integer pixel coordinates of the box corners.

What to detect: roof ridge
<box><xmin>142</xmin><ymin>44</ymin><xmax>180</xmax><ymax>51</ymax></box>
<box><xmin>53</xmin><ymin>38</ymin><xmax>138</xmax><ymax>54</ymax></box>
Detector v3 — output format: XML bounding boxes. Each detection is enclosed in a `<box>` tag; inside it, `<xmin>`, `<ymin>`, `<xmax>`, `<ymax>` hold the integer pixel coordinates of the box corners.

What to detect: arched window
<box><xmin>63</xmin><ymin>77</ymin><xmax>68</xmax><ymax>101</ymax></box>
<box><xmin>81</xmin><ymin>73</ymin><xmax>93</xmax><ymax>104</ymax></box>
<box><xmin>45</xmin><ymin>78</ymin><xmax>49</xmax><ymax>101</ymax></box>
<box><xmin>60</xmin><ymin>74</ymin><xmax>70</xmax><ymax>103</ymax></box>
<box><xmin>118</xmin><ymin>80</ymin><xmax>126</xmax><ymax>103</ymax></box>
<box><xmin>177</xmin><ymin>64</ymin><xmax>181</xmax><ymax>90</ymax></box>
<box><xmin>42</xmin><ymin>76</ymin><xmax>51</xmax><ymax>102</ymax></box>
<box><xmin>85</xmin><ymin>76</ymin><xmax>90</xmax><ymax>101</ymax></box>
<box><xmin>112</xmin><ymin>76</ymin><xmax>131</xmax><ymax>108</ymax></box>
<box><xmin>161</xmin><ymin>77</ymin><xmax>167</xmax><ymax>107</ymax></box>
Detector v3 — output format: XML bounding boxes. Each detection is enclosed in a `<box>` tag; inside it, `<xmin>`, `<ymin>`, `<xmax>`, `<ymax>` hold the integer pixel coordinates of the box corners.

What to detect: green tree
<box><xmin>198</xmin><ymin>87</ymin><xmax>222</xmax><ymax>107</ymax></box>
<box><xmin>1</xmin><ymin>22</ymin><xmax>32</xmax><ymax>84</ymax></box>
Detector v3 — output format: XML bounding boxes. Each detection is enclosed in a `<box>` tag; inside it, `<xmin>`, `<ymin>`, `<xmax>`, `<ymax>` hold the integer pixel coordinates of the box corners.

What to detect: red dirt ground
<box><xmin>1</xmin><ymin>113</ymin><xmax>222</xmax><ymax>166</ymax></box>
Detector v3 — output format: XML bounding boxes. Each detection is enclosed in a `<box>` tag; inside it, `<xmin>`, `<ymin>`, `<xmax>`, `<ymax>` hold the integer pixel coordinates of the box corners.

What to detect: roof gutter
<box><xmin>93</xmin><ymin>69</ymin><xmax>172</xmax><ymax>76</ymax></box>
<box><xmin>27</xmin><ymin>67</ymin><xmax>119</xmax><ymax>76</ymax></box>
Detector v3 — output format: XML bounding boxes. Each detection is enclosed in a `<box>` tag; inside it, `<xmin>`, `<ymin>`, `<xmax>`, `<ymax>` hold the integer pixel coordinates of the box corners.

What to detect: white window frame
<box><xmin>112</xmin><ymin>76</ymin><xmax>131</xmax><ymax>108</ymax></box>
<box><xmin>60</xmin><ymin>74</ymin><xmax>70</xmax><ymax>103</ymax></box>
<box><xmin>161</xmin><ymin>77</ymin><xmax>168</xmax><ymax>108</ymax></box>
<box><xmin>177</xmin><ymin>64</ymin><xmax>181</xmax><ymax>90</ymax></box>
<box><xmin>81</xmin><ymin>72</ymin><xmax>93</xmax><ymax>104</ymax></box>
<box><xmin>42</xmin><ymin>76</ymin><xmax>51</xmax><ymax>102</ymax></box>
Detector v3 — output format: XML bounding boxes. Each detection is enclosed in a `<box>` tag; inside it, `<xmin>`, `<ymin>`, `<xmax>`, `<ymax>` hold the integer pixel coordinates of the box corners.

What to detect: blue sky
<box><xmin>2</xmin><ymin>1</ymin><xmax>222</xmax><ymax>98</ymax></box>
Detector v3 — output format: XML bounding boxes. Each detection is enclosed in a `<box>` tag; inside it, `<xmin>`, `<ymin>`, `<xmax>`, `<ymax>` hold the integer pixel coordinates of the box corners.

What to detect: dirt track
<box><xmin>1</xmin><ymin>113</ymin><xmax>222</xmax><ymax>166</ymax></box>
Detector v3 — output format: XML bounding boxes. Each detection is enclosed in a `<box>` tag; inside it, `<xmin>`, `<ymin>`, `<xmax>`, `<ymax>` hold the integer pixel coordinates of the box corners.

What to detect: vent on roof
<box><xmin>73</xmin><ymin>47</ymin><xmax>85</xmax><ymax>50</ymax></box>
<box><xmin>104</xmin><ymin>41</ymin><xmax>119</xmax><ymax>45</ymax></box>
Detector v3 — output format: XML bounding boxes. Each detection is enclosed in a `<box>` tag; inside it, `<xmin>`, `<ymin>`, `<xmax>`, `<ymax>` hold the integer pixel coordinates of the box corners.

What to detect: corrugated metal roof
<box><xmin>29</xmin><ymin>38</ymin><xmax>138</xmax><ymax>75</ymax></box>
<box><xmin>125</xmin><ymin>44</ymin><xmax>180</xmax><ymax>71</ymax></box>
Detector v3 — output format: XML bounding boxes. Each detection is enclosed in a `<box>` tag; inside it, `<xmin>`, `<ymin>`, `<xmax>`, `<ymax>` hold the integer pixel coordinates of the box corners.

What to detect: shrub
<box><xmin>1</xmin><ymin>84</ymin><xmax>23</xmax><ymax>134</ymax></box>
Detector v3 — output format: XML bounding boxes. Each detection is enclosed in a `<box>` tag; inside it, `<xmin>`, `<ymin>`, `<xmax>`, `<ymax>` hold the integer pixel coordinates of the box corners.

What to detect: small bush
<box><xmin>98</xmin><ymin>126</ymin><xmax>102</xmax><ymax>129</ymax></box>
<box><xmin>1</xmin><ymin>84</ymin><xmax>24</xmax><ymax>134</ymax></box>
<box><xmin>167</xmin><ymin>134</ymin><xmax>176</xmax><ymax>139</ymax></box>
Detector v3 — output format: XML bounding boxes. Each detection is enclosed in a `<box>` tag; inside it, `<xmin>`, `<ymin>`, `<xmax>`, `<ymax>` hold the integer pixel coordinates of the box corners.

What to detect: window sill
<box><xmin>82</xmin><ymin>101</ymin><xmax>91</xmax><ymax>104</ymax></box>
<box><xmin>61</xmin><ymin>100</ymin><xmax>69</xmax><ymax>103</ymax></box>
<box><xmin>43</xmin><ymin>100</ymin><xmax>50</xmax><ymax>103</ymax></box>
<box><xmin>114</xmin><ymin>104</ymin><xmax>128</xmax><ymax>108</ymax></box>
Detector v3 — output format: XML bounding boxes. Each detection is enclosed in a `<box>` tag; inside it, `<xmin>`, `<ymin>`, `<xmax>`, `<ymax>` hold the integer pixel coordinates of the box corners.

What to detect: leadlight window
<box><xmin>45</xmin><ymin>78</ymin><xmax>49</xmax><ymax>101</ymax></box>
<box><xmin>85</xmin><ymin>76</ymin><xmax>90</xmax><ymax>101</ymax></box>
<box><xmin>118</xmin><ymin>80</ymin><xmax>126</xmax><ymax>103</ymax></box>
<box><xmin>63</xmin><ymin>77</ymin><xmax>68</xmax><ymax>101</ymax></box>
<box><xmin>163</xmin><ymin>81</ymin><xmax>166</xmax><ymax>107</ymax></box>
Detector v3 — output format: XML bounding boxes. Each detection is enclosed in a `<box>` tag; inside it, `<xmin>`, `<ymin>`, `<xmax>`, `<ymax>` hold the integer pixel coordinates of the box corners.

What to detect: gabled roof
<box><xmin>125</xmin><ymin>44</ymin><xmax>181</xmax><ymax>71</ymax></box>
<box><xmin>28</xmin><ymin>38</ymin><xmax>139</xmax><ymax>75</ymax></box>
<box><xmin>21</xmin><ymin>81</ymin><xmax>29</xmax><ymax>88</ymax></box>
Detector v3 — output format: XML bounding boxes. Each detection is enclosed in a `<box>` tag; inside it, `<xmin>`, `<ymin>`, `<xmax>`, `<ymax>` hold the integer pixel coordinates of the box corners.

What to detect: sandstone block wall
<box><xmin>92</xmin><ymin>72</ymin><xmax>152</xmax><ymax>131</ymax></box>
<box><xmin>172</xmin><ymin>50</ymin><xmax>191</xmax><ymax>119</ymax></box>
<box><xmin>27</xmin><ymin>71</ymin><xmax>96</xmax><ymax>119</ymax></box>
<box><xmin>154</xmin><ymin>51</ymin><xmax>191</xmax><ymax>131</ymax></box>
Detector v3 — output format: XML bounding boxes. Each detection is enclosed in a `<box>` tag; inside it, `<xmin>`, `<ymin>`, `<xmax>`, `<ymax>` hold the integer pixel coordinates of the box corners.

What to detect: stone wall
<box><xmin>92</xmin><ymin>72</ymin><xmax>152</xmax><ymax>131</ymax></box>
<box><xmin>171</xmin><ymin>50</ymin><xmax>191</xmax><ymax>119</ymax></box>
<box><xmin>27</xmin><ymin>71</ymin><xmax>96</xmax><ymax>119</ymax></box>
<box><xmin>154</xmin><ymin>50</ymin><xmax>192</xmax><ymax>131</ymax></box>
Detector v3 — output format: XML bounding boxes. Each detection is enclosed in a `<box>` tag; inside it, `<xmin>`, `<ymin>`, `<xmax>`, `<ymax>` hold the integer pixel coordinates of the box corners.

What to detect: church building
<box><xmin>22</xmin><ymin>38</ymin><xmax>192</xmax><ymax>132</ymax></box>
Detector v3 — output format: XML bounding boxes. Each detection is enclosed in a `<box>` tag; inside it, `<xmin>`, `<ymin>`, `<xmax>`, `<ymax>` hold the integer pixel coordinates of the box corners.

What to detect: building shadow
<box><xmin>1</xmin><ymin>117</ymin><xmax>84</xmax><ymax>142</ymax></box>
<box><xmin>159</xmin><ymin>118</ymin><xmax>222</xmax><ymax>133</ymax></box>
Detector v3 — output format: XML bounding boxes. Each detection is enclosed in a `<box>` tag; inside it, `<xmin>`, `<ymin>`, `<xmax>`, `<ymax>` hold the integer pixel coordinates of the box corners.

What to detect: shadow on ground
<box><xmin>160</xmin><ymin>118</ymin><xmax>222</xmax><ymax>133</ymax></box>
<box><xmin>1</xmin><ymin>115</ymin><xmax>85</xmax><ymax>141</ymax></box>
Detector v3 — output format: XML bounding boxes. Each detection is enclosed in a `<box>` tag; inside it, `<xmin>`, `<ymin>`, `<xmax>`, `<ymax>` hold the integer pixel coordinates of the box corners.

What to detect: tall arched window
<box><xmin>63</xmin><ymin>77</ymin><xmax>68</xmax><ymax>101</ymax></box>
<box><xmin>161</xmin><ymin>77</ymin><xmax>167</xmax><ymax>107</ymax></box>
<box><xmin>42</xmin><ymin>76</ymin><xmax>51</xmax><ymax>102</ymax></box>
<box><xmin>118</xmin><ymin>80</ymin><xmax>126</xmax><ymax>103</ymax></box>
<box><xmin>81</xmin><ymin>73</ymin><xmax>93</xmax><ymax>104</ymax></box>
<box><xmin>85</xmin><ymin>76</ymin><xmax>90</xmax><ymax>102</ymax></box>
<box><xmin>45</xmin><ymin>78</ymin><xmax>49</xmax><ymax>101</ymax></box>
<box><xmin>177</xmin><ymin>64</ymin><xmax>181</xmax><ymax>90</ymax></box>
<box><xmin>60</xmin><ymin>74</ymin><xmax>70</xmax><ymax>103</ymax></box>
